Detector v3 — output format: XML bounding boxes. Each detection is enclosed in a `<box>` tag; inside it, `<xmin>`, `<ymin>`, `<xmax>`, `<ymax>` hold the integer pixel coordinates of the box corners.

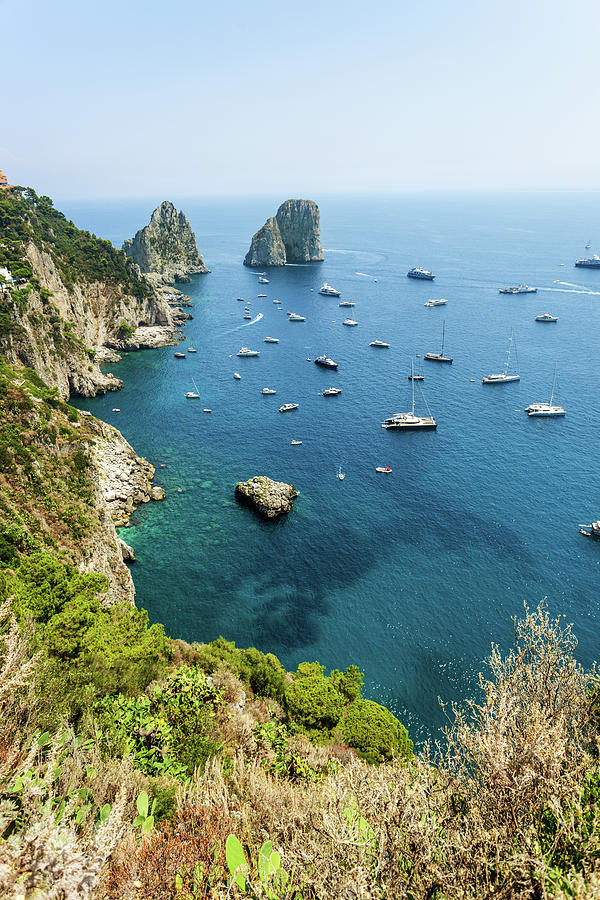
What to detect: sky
<box><xmin>1</xmin><ymin>0</ymin><xmax>599</xmax><ymax>198</ymax></box>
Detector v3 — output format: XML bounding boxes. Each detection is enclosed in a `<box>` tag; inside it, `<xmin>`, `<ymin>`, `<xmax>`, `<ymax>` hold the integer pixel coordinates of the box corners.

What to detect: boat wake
<box><xmin>355</xmin><ymin>271</ymin><xmax>377</xmax><ymax>278</ymax></box>
<box><xmin>544</xmin><ymin>286</ymin><xmax>600</xmax><ymax>296</ymax></box>
<box><xmin>222</xmin><ymin>312</ymin><xmax>264</xmax><ymax>334</ymax></box>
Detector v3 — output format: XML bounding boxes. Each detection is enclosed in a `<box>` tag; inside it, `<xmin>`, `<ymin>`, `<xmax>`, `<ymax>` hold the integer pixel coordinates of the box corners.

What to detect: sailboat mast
<box><xmin>550</xmin><ymin>366</ymin><xmax>557</xmax><ymax>405</ymax></box>
<box><xmin>411</xmin><ymin>359</ymin><xmax>415</xmax><ymax>414</ymax></box>
<box><xmin>441</xmin><ymin>321</ymin><xmax>445</xmax><ymax>356</ymax></box>
<box><xmin>504</xmin><ymin>329</ymin><xmax>512</xmax><ymax>375</ymax></box>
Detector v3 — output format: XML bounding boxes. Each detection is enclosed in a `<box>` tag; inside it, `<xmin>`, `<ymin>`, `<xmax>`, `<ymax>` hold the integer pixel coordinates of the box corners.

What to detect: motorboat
<box><xmin>279</xmin><ymin>403</ymin><xmax>299</xmax><ymax>412</ymax></box>
<box><xmin>258</xmin><ymin>276</ymin><xmax>269</xmax><ymax>284</ymax></box>
<box><xmin>322</xmin><ymin>388</ymin><xmax>342</xmax><ymax>396</ymax></box>
<box><xmin>370</xmin><ymin>340</ymin><xmax>390</xmax><ymax>348</ymax></box>
<box><xmin>233</xmin><ymin>372</ymin><xmax>242</xmax><ymax>379</ymax></box>
<box><xmin>337</xmin><ymin>465</ymin><xmax>345</xmax><ymax>481</ymax></box>
<box><xmin>482</xmin><ymin>327</ymin><xmax>520</xmax><ymax>384</ymax></box>
<box><xmin>407</xmin><ymin>267</ymin><xmax>435</xmax><ymax>280</ymax></box>
<box><xmin>237</xmin><ymin>347</ymin><xmax>260</xmax><ymax>357</ymax></box>
<box><xmin>319</xmin><ymin>283</ymin><xmax>341</xmax><ymax>296</ymax></box>
<box><xmin>203</xmin><ymin>408</ymin><xmax>212</xmax><ymax>413</ymax></box>
<box><xmin>291</xmin><ymin>440</ymin><xmax>302</xmax><ymax>445</ymax></box>
<box><xmin>257</xmin><ymin>293</ymin><xmax>267</xmax><ymax>297</ymax></box>
<box><xmin>264</xmin><ymin>336</ymin><xmax>279</xmax><ymax>343</ymax></box>
<box><xmin>535</xmin><ymin>313</ymin><xmax>558</xmax><ymax>322</ymax></box>
<box><xmin>343</xmin><ymin>318</ymin><xmax>358</xmax><ymax>326</ymax></box>
<box><xmin>243</xmin><ymin>313</ymin><xmax>252</xmax><ymax>319</ymax></box>
<box><xmin>185</xmin><ymin>391</ymin><xmax>200</xmax><ymax>399</ymax></box>
<box><xmin>261</xmin><ymin>388</ymin><xmax>277</xmax><ymax>394</ymax></box>
<box><xmin>424</xmin><ymin>298</ymin><xmax>447</xmax><ymax>307</ymax></box>
<box><xmin>375</xmin><ymin>466</ymin><xmax>392</xmax><ymax>473</ymax></box>
<box><xmin>314</xmin><ymin>355</ymin><xmax>338</xmax><ymax>368</ymax></box>
<box><xmin>174</xmin><ymin>352</ymin><xmax>186</xmax><ymax>358</ymax></box>
<box><xmin>287</xmin><ymin>313</ymin><xmax>306</xmax><ymax>321</ymax></box>
<box><xmin>187</xmin><ymin>347</ymin><xmax>198</xmax><ymax>353</ymax></box>
<box><xmin>339</xmin><ymin>301</ymin><xmax>356</xmax><ymax>307</ymax></box>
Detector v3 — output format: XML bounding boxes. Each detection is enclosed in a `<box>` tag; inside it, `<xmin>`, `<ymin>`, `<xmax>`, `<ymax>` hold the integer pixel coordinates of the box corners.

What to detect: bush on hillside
<box><xmin>284</xmin><ymin>672</ymin><xmax>345</xmax><ymax>731</ymax></box>
<box><xmin>343</xmin><ymin>698</ymin><xmax>414</xmax><ymax>764</ymax></box>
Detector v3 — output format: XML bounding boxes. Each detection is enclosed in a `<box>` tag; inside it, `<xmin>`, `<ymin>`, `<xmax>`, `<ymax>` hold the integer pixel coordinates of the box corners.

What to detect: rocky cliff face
<box><xmin>2</xmin><ymin>243</ymin><xmax>177</xmax><ymax>400</ymax></box>
<box><xmin>244</xmin><ymin>199</ymin><xmax>324</xmax><ymax>267</ymax></box>
<box><xmin>122</xmin><ymin>201</ymin><xmax>210</xmax><ymax>283</ymax></box>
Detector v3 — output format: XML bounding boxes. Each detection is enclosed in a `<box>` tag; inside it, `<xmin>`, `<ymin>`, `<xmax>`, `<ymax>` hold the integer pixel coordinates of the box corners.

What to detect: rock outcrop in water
<box><xmin>122</xmin><ymin>201</ymin><xmax>210</xmax><ymax>283</ymax></box>
<box><xmin>235</xmin><ymin>476</ymin><xmax>298</xmax><ymax>518</ymax></box>
<box><xmin>244</xmin><ymin>199</ymin><xmax>324</xmax><ymax>267</ymax></box>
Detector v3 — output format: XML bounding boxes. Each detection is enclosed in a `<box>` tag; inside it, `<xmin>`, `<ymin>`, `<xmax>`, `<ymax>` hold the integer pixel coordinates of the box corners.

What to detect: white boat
<box><xmin>233</xmin><ymin>372</ymin><xmax>242</xmax><ymax>379</ymax></box>
<box><xmin>407</xmin><ymin>267</ymin><xmax>435</xmax><ymax>280</ymax></box>
<box><xmin>187</xmin><ymin>347</ymin><xmax>198</xmax><ymax>353</ymax></box>
<box><xmin>382</xmin><ymin>359</ymin><xmax>437</xmax><ymax>430</ymax></box>
<box><xmin>258</xmin><ymin>276</ymin><xmax>269</xmax><ymax>284</ymax></box>
<box><xmin>279</xmin><ymin>403</ymin><xmax>298</xmax><ymax>412</ymax></box>
<box><xmin>264</xmin><ymin>336</ymin><xmax>279</xmax><ymax>343</ymax></box>
<box><xmin>319</xmin><ymin>283</ymin><xmax>341</xmax><ymax>297</ymax></box>
<box><xmin>322</xmin><ymin>387</ymin><xmax>342</xmax><ymax>396</ymax></box>
<box><xmin>535</xmin><ymin>313</ymin><xmax>558</xmax><ymax>322</ymax></box>
<box><xmin>482</xmin><ymin>327</ymin><xmax>520</xmax><ymax>384</ymax></box>
<box><xmin>407</xmin><ymin>354</ymin><xmax>424</xmax><ymax>381</ymax></box>
<box><xmin>424</xmin><ymin>321</ymin><xmax>452</xmax><ymax>363</ymax></box>
<box><xmin>243</xmin><ymin>314</ymin><xmax>252</xmax><ymax>319</ymax></box>
<box><xmin>287</xmin><ymin>312</ymin><xmax>306</xmax><ymax>321</ymax></box>
<box><xmin>526</xmin><ymin>367</ymin><xmax>565</xmax><ymax>417</ymax></box>
<box><xmin>185</xmin><ymin>377</ymin><xmax>201</xmax><ymax>399</ymax></box>
<box><xmin>343</xmin><ymin>317</ymin><xmax>358</xmax><ymax>326</ymax></box>
<box><xmin>339</xmin><ymin>300</ymin><xmax>355</xmax><ymax>307</ymax></box>
<box><xmin>257</xmin><ymin>293</ymin><xmax>267</xmax><ymax>298</ymax></box>
<box><xmin>370</xmin><ymin>340</ymin><xmax>390</xmax><ymax>348</ymax></box>
<box><xmin>375</xmin><ymin>466</ymin><xmax>392</xmax><ymax>473</ymax></box>
<box><xmin>237</xmin><ymin>347</ymin><xmax>260</xmax><ymax>357</ymax></box>
<box><xmin>203</xmin><ymin>408</ymin><xmax>212</xmax><ymax>413</ymax></box>
<box><xmin>261</xmin><ymin>387</ymin><xmax>277</xmax><ymax>394</ymax></box>
<box><xmin>337</xmin><ymin>465</ymin><xmax>345</xmax><ymax>481</ymax></box>
<box><xmin>424</xmin><ymin>298</ymin><xmax>447</xmax><ymax>307</ymax></box>
<box><xmin>273</xmin><ymin>299</ymin><xmax>281</xmax><ymax>304</ymax></box>
<box><xmin>291</xmin><ymin>440</ymin><xmax>302</xmax><ymax>445</ymax></box>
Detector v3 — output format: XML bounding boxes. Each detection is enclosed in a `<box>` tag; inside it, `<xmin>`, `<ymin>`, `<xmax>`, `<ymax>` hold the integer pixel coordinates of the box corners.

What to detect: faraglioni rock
<box><xmin>244</xmin><ymin>199</ymin><xmax>324</xmax><ymax>267</ymax></box>
<box><xmin>122</xmin><ymin>201</ymin><xmax>210</xmax><ymax>283</ymax></box>
<box><xmin>235</xmin><ymin>476</ymin><xmax>298</xmax><ymax>518</ymax></box>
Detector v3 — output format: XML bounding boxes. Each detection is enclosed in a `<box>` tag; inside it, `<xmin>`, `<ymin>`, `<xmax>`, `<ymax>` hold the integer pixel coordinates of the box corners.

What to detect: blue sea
<box><xmin>63</xmin><ymin>192</ymin><xmax>600</xmax><ymax>745</ymax></box>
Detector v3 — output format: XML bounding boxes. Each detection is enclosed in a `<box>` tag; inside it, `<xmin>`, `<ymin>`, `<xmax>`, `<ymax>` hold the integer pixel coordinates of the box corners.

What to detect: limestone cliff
<box><xmin>122</xmin><ymin>201</ymin><xmax>210</xmax><ymax>283</ymax></box>
<box><xmin>244</xmin><ymin>199</ymin><xmax>324</xmax><ymax>267</ymax></box>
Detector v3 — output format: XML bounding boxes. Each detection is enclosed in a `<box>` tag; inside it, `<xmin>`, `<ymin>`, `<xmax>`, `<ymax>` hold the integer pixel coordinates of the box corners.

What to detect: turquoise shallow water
<box><xmin>65</xmin><ymin>192</ymin><xmax>600</xmax><ymax>744</ymax></box>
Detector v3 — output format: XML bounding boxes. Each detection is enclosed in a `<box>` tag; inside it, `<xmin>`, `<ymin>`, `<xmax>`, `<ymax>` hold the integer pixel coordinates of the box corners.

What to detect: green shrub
<box><xmin>284</xmin><ymin>672</ymin><xmax>345</xmax><ymax>730</ymax></box>
<box><xmin>343</xmin><ymin>698</ymin><xmax>413</xmax><ymax>764</ymax></box>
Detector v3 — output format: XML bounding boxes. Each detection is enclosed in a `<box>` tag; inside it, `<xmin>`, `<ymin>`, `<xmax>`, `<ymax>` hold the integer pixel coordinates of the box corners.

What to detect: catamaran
<box><xmin>525</xmin><ymin>367</ymin><xmax>565</xmax><ymax>417</ymax></box>
<box><xmin>185</xmin><ymin>377</ymin><xmax>200</xmax><ymax>399</ymax></box>
<box><xmin>482</xmin><ymin>327</ymin><xmax>520</xmax><ymax>384</ymax></box>
<box><xmin>425</xmin><ymin>321</ymin><xmax>452</xmax><ymax>363</ymax></box>
<box><xmin>382</xmin><ymin>359</ymin><xmax>437</xmax><ymax>430</ymax></box>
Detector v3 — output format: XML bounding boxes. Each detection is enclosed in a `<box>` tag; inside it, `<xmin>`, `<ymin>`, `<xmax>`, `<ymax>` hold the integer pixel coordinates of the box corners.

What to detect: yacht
<box><xmin>535</xmin><ymin>313</ymin><xmax>558</xmax><ymax>322</ymax></box>
<box><xmin>407</xmin><ymin>267</ymin><xmax>435</xmax><ymax>280</ymax></box>
<box><xmin>482</xmin><ymin>327</ymin><xmax>520</xmax><ymax>384</ymax></box>
<box><xmin>237</xmin><ymin>347</ymin><xmax>260</xmax><ymax>357</ymax></box>
<box><xmin>174</xmin><ymin>352</ymin><xmax>186</xmax><ymax>358</ymax></box>
<box><xmin>575</xmin><ymin>255</ymin><xmax>600</xmax><ymax>268</ymax></box>
<box><xmin>498</xmin><ymin>285</ymin><xmax>537</xmax><ymax>294</ymax></box>
<box><xmin>382</xmin><ymin>359</ymin><xmax>437</xmax><ymax>430</ymax></box>
<box><xmin>279</xmin><ymin>403</ymin><xmax>299</xmax><ymax>412</ymax></box>
<box><xmin>236</xmin><ymin>297</ymin><xmax>245</xmax><ymax>301</ymax></box>
<box><xmin>343</xmin><ymin>317</ymin><xmax>358</xmax><ymax>326</ymax></box>
<box><xmin>314</xmin><ymin>355</ymin><xmax>338</xmax><ymax>368</ymax></box>
<box><xmin>526</xmin><ymin>368</ymin><xmax>565</xmax><ymax>417</ymax></box>
<box><xmin>339</xmin><ymin>300</ymin><xmax>356</xmax><ymax>307</ymax></box>
<box><xmin>257</xmin><ymin>293</ymin><xmax>267</xmax><ymax>297</ymax></box>
<box><xmin>319</xmin><ymin>283</ymin><xmax>341</xmax><ymax>296</ymax></box>
<box><xmin>370</xmin><ymin>340</ymin><xmax>390</xmax><ymax>348</ymax></box>
<box><xmin>243</xmin><ymin>313</ymin><xmax>252</xmax><ymax>319</ymax></box>
<box><xmin>424</xmin><ymin>321</ymin><xmax>452</xmax><ymax>363</ymax></box>
<box><xmin>287</xmin><ymin>312</ymin><xmax>306</xmax><ymax>321</ymax></box>
<box><xmin>264</xmin><ymin>336</ymin><xmax>279</xmax><ymax>343</ymax></box>
<box><xmin>261</xmin><ymin>388</ymin><xmax>277</xmax><ymax>394</ymax></box>
<box><xmin>187</xmin><ymin>347</ymin><xmax>198</xmax><ymax>353</ymax></box>
<box><xmin>424</xmin><ymin>298</ymin><xmax>447</xmax><ymax>307</ymax></box>
<box><xmin>258</xmin><ymin>276</ymin><xmax>269</xmax><ymax>284</ymax></box>
<box><xmin>322</xmin><ymin>387</ymin><xmax>342</xmax><ymax>396</ymax></box>
<box><xmin>273</xmin><ymin>299</ymin><xmax>281</xmax><ymax>304</ymax></box>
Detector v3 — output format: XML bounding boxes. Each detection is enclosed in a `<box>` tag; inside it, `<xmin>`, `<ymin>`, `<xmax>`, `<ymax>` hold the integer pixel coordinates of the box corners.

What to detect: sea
<box><xmin>62</xmin><ymin>192</ymin><xmax>600</xmax><ymax>745</ymax></box>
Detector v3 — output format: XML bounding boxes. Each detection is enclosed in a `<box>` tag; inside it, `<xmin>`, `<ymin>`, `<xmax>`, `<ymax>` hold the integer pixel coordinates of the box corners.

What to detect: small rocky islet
<box><xmin>244</xmin><ymin>198</ymin><xmax>324</xmax><ymax>267</ymax></box>
<box><xmin>235</xmin><ymin>476</ymin><xmax>298</xmax><ymax>518</ymax></box>
<box><xmin>122</xmin><ymin>200</ymin><xmax>210</xmax><ymax>283</ymax></box>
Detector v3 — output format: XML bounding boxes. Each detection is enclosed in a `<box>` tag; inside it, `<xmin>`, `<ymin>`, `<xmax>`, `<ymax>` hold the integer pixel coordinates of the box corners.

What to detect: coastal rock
<box><xmin>235</xmin><ymin>476</ymin><xmax>298</xmax><ymax>519</ymax></box>
<box><xmin>244</xmin><ymin>199</ymin><xmax>324</xmax><ymax>267</ymax></box>
<box><xmin>122</xmin><ymin>201</ymin><xmax>210</xmax><ymax>283</ymax></box>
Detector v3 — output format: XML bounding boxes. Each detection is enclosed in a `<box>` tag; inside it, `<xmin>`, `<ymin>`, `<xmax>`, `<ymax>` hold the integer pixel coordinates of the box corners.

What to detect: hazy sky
<box><xmin>1</xmin><ymin>0</ymin><xmax>599</xmax><ymax>197</ymax></box>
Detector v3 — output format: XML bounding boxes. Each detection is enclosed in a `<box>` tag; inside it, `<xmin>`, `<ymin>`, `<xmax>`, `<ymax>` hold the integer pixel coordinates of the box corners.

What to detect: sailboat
<box><xmin>382</xmin><ymin>359</ymin><xmax>437</xmax><ymax>430</ymax></box>
<box><xmin>482</xmin><ymin>327</ymin><xmax>520</xmax><ymax>384</ymax></box>
<box><xmin>185</xmin><ymin>377</ymin><xmax>200</xmax><ymax>399</ymax></box>
<box><xmin>337</xmin><ymin>465</ymin><xmax>345</xmax><ymax>481</ymax></box>
<box><xmin>525</xmin><ymin>367</ymin><xmax>565</xmax><ymax>417</ymax></box>
<box><xmin>586</xmin><ymin>239</ymin><xmax>592</xmax><ymax>249</ymax></box>
<box><xmin>424</xmin><ymin>321</ymin><xmax>453</xmax><ymax>363</ymax></box>
<box><xmin>407</xmin><ymin>354</ymin><xmax>424</xmax><ymax>381</ymax></box>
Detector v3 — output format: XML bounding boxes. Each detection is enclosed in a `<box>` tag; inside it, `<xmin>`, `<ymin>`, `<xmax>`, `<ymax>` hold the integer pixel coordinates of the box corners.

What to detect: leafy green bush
<box><xmin>194</xmin><ymin>637</ymin><xmax>287</xmax><ymax>703</ymax></box>
<box><xmin>343</xmin><ymin>698</ymin><xmax>413</xmax><ymax>764</ymax></box>
<box><xmin>284</xmin><ymin>671</ymin><xmax>345</xmax><ymax>731</ymax></box>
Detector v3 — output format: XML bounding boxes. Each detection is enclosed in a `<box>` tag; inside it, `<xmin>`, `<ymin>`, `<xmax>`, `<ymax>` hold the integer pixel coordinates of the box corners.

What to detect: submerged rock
<box><xmin>123</xmin><ymin>201</ymin><xmax>210</xmax><ymax>283</ymax></box>
<box><xmin>235</xmin><ymin>476</ymin><xmax>298</xmax><ymax>518</ymax></box>
<box><xmin>244</xmin><ymin>199</ymin><xmax>324</xmax><ymax>267</ymax></box>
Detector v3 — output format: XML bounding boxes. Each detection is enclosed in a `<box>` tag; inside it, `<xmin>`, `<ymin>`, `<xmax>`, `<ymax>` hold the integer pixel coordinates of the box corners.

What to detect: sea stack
<box><xmin>122</xmin><ymin>201</ymin><xmax>210</xmax><ymax>284</ymax></box>
<box><xmin>235</xmin><ymin>476</ymin><xmax>298</xmax><ymax>518</ymax></box>
<box><xmin>244</xmin><ymin>199</ymin><xmax>324</xmax><ymax>267</ymax></box>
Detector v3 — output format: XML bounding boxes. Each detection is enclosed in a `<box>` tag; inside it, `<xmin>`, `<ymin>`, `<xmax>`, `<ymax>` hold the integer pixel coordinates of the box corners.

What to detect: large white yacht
<box><xmin>237</xmin><ymin>347</ymin><xmax>260</xmax><ymax>357</ymax></box>
<box><xmin>318</xmin><ymin>283</ymin><xmax>341</xmax><ymax>296</ymax></box>
<box><xmin>287</xmin><ymin>312</ymin><xmax>306</xmax><ymax>321</ymax></box>
<box><xmin>407</xmin><ymin>267</ymin><xmax>435</xmax><ymax>280</ymax></box>
<box><xmin>482</xmin><ymin>327</ymin><xmax>520</xmax><ymax>384</ymax></box>
<box><xmin>526</xmin><ymin>368</ymin><xmax>565</xmax><ymax>416</ymax></box>
<box><xmin>343</xmin><ymin>317</ymin><xmax>358</xmax><ymax>326</ymax></box>
<box><xmin>370</xmin><ymin>340</ymin><xmax>390</xmax><ymax>348</ymax></box>
<box><xmin>424</xmin><ymin>298</ymin><xmax>447</xmax><ymax>307</ymax></box>
<box><xmin>382</xmin><ymin>360</ymin><xmax>437</xmax><ymax>430</ymax></box>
